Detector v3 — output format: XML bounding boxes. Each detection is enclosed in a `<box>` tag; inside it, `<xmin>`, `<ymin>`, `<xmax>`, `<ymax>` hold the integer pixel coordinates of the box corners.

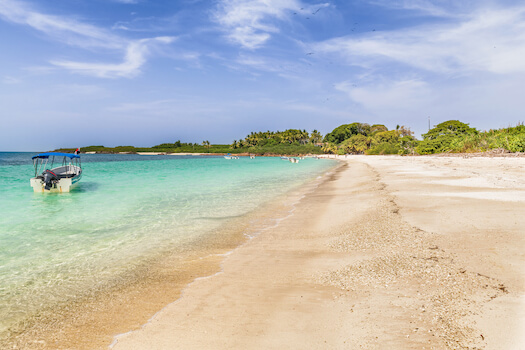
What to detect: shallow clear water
<box><xmin>0</xmin><ymin>152</ymin><xmax>335</xmax><ymax>336</ymax></box>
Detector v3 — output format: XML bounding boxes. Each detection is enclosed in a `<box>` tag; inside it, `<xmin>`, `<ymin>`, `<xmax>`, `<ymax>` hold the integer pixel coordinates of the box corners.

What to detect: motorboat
<box><xmin>224</xmin><ymin>153</ymin><xmax>239</xmax><ymax>159</ymax></box>
<box><xmin>30</xmin><ymin>152</ymin><xmax>82</xmax><ymax>192</ymax></box>
<box><xmin>281</xmin><ymin>156</ymin><xmax>298</xmax><ymax>163</ymax></box>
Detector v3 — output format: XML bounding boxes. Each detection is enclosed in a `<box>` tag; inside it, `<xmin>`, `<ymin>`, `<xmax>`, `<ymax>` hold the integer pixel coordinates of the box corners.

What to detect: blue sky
<box><xmin>1</xmin><ymin>0</ymin><xmax>524</xmax><ymax>151</ymax></box>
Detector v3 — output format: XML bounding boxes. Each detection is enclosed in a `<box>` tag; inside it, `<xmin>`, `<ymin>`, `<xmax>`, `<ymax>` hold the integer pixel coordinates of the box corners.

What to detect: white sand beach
<box><xmin>109</xmin><ymin>155</ymin><xmax>525</xmax><ymax>350</ymax></box>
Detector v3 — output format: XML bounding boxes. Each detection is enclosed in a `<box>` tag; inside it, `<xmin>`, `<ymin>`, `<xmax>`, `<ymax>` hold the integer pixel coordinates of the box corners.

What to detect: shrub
<box><xmin>366</xmin><ymin>142</ymin><xmax>401</xmax><ymax>155</ymax></box>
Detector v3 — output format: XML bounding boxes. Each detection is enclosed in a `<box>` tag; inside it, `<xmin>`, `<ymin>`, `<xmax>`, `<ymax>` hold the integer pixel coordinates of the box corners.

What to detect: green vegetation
<box><xmin>324</xmin><ymin>122</ymin><xmax>372</xmax><ymax>144</ymax></box>
<box><xmin>232</xmin><ymin>129</ymin><xmax>314</xmax><ymax>147</ymax></box>
<box><xmin>229</xmin><ymin>129</ymin><xmax>325</xmax><ymax>155</ymax></box>
<box><xmin>56</xmin><ymin>130</ymin><xmax>325</xmax><ymax>156</ymax></box>
<box><xmin>56</xmin><ymin>142</ymin><xmax>231</xmax><ymax>154</ymax></box>
<box><xmin>322</xmin><ymin>123</ymin><xmax>416</xmax><ymax>155</ymax></box>
<box><xmin>56</xmin><ymin>121</ymin><xmax>525</xmax><ymax>156</ymax></box>
<box><xmin>201</xmin><ymin>140</ymin><xmax>211</xmax><ymax>153</ymax></box>
<box><xmin>321</xmin><ymin>120</ymin><xmax>524</xmax><ymax>155</ymax></box>
<box><xmin>416</xmin><ymin>120</ymin><xmax>478</xmax><ymax>154</ymax></box>
<box><xmin>415</xmin><ymin>121</ymin><xmax>525</xmax><ymax>154</ymax></box>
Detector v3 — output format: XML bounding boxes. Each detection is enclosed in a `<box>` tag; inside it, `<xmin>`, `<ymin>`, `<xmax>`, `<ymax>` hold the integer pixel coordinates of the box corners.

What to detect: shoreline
<box><xmin>5</xmin><ymin>155</ymin><xmax>524</xmax><ymax>349</ymax></box>
<box><xmin>111</xmin><ymin>155</ymin><xmax>524</xmax><ymax>349</ymax></box>
<box><xmin>3</xmin><ymin>161</ymin><xmax>341</xmax><ymax>350</ymax></box>
<box><xmin>84</xmin><ymin>152</ymin><xmax>324</xmax><ymax>157</ymax></box>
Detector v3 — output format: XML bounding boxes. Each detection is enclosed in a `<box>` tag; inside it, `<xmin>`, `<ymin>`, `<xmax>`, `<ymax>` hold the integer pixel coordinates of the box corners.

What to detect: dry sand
<box><xmin>110</xmin><ymin>155</ymin><xmax>525</xmax><ymax>350</ymax></box>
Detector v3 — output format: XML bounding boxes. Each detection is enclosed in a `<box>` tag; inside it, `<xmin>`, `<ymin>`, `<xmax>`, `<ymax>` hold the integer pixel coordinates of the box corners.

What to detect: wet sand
<box><xmin>111</xmin><ymin>155</ymin><xmax>525</xmax><ymax>349</ymax></box>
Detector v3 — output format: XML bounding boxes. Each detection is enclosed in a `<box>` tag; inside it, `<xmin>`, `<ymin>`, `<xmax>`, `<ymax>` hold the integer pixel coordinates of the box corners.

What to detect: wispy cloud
<box><xmin>112</xmin><ymin>15</ymin><xmax>180</xmax><ymax>33</ymax></box>
<box><xmin>314</xmin><ymin>6</ymin><xmax>525</xmax><ymax>75</ymax></box>
<box><xmin>234</xmin><ymin>54</ymin><xmax>285</xmax><ymax>72</ymax></box>
<box><xmin>113</xmin><ymin>0</ymin><xmax>139</xmax><ymax>3</ymax></box>
<box><xmin>0</xmin><ymin>0</ymin><xmax>123</xmax><ymax>49</ymax></box>
<box><xmin>0</xmin><ymin>0</ymin><xmax>175</xmax><ymax>78</ymax></box>
<box><xmin>212</xmin><ymin>0</ymin><xmax>329</xmax><ymax>49</ymax></box>
<box><xmin>52</xmin><ymin>37</ymin><xmax>175</xmax><ymax>78</ymax></box>
<box><xmin>367</xmin><ymin>0</ymin><xmax>469</xmax><ymax>18</ymax></box>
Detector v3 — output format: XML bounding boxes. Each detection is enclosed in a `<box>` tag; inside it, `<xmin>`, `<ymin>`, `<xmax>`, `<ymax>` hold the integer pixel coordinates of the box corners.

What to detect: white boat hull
<box><xmin>30</xmin><ymin>173</ymin><xmax>82</xmax><ymax>193</ymax></box>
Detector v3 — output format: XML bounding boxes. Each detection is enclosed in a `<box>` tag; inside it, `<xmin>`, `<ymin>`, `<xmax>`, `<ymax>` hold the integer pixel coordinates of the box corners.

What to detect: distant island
<box><xmin>56</xmin><ymin>120</ymin><xmax>525</xmax><ymax>156</ymax></box>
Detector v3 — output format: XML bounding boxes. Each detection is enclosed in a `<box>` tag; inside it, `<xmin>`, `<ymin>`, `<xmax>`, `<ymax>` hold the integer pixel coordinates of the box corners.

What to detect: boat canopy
<box><xmin>32</xmin><ymin>152</ymin><xmax>80</xmax><ymax>159</ymax></box>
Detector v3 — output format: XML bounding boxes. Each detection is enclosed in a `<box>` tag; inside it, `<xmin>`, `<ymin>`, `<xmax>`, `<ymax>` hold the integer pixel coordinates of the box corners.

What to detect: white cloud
<box><xmin>229</xmin><ymin>26</ymin><xmax>271</xmax><ymax>50</ymax></box>
<box><xmin>0</xmin><ymin>0</ymin><xmax>175</xmax><ymax>78</ymax></box>
<box><xmin>367</xmin><ymin>0</ymin><xmax>471</xmax><ymax>18</ymax></box>
<box><xmin>314</xmin><ymin>6</ymin><xmax>525</xmax><ymax>75</ymax></box>
<box><xmin>51</xmin><ymin>37</ymin><xmax>175</xmax><ymax>78</ymax></box>
<box><xmin>111</xmin><ymin>14</ymin><xmax>180</xmax><ymax>33</ymax></box>
<box><xmin>234</xmin><ymin>54</ymin><xmax>282</xmax><ymax>72</ymax></box>
<box><xmin>212</xmin><ymin>0</ymin><xmax>329</xmax><ymax>49</ymax></box>
<box><xmin>0</xmin><ymin>0</ymin><xmax>124</xmax><ymax>49</ymax></box>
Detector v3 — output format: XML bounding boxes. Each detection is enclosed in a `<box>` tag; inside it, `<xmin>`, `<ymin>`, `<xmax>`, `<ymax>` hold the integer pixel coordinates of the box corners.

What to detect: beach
<box><xmin>2</xmin><ymin>1</ymin><xmax>525</xmax><ymax>348</ymax></box>
<box><xmin>109</xmin><ymin>155</ymin><xmax>525</xmax><ymax>349</ymax></box>
<box><xmin>5</xmin><ymin>154</ymin><xmax>524</xmax><ymax>349</ymax></box>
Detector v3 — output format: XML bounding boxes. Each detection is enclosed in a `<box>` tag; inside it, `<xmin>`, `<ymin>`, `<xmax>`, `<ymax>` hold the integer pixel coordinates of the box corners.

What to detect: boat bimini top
<box><xmin>32</xmin><ymin>152</ymin><xmax>80</xmax><ymax>160</ymax></box>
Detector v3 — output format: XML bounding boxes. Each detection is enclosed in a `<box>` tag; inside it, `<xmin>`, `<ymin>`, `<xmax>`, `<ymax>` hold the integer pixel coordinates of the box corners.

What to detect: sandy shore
<box><xmin>109</xmin><ymin>155</ymin><xmax>524</xmax><ymax>349</ymax></box>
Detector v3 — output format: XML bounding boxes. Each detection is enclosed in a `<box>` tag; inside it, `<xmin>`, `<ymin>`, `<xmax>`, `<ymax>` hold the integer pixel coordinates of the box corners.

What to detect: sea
<box><xmin>0</xmin><ymin>152</ymin><xmax>336</xmax><ymax>340</ymax></box>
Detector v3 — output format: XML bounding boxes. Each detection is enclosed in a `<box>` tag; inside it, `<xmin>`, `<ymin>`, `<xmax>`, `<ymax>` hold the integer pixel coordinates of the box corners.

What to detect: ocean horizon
<box><xmin>0</xmin><ymin>152</ymin><xmax>336</xmax><ymax>342</ymax></box>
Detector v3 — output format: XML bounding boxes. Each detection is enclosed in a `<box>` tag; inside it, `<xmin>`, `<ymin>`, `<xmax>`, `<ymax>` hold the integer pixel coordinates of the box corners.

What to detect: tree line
<box><xmin>231</xmin><ymin>129</ymin><xmax>322</xmax><ymax>148</ymax></box>
<box><xmin>57</xmin><ymin>120</ymin><xmax>525</xmax><ymax>155</ymax></box>
<box><xmin>319</xmin><ymin>120</ymin><xmax>525</xmax><ymax>155</ymax></box>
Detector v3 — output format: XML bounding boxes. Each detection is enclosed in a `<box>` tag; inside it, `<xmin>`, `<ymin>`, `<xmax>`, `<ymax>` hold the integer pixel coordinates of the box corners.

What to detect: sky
<box><xmin>1</xmin><ymin>0</ymin><xmax>524</xmax><ymax>151</ymax></box>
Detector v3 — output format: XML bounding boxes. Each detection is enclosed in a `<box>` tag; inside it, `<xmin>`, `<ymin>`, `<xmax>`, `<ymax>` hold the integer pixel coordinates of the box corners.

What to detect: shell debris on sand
<box><xmin>318</xmin><ymin>181</ymin><xmax>508</xmax><ymax>349</ymax></box>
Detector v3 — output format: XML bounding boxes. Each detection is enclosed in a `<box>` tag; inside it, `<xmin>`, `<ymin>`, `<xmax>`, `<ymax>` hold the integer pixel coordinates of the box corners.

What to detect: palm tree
<box><xmin>321</xmin><ymin>142</ymin><xmax>338</xmax><ymax>154</ymax></box>
<box><xmin>310</xmin><ymin>129</ymin><xmax>322</xmax><ymax>144</ymax></box>
<box><xmin>202</xmin><ymin>140</ymin><xmax>211</xmax><ymax>153</ymax></box>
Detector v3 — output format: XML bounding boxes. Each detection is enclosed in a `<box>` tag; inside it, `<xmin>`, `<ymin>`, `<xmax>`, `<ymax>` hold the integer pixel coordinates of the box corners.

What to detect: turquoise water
<box><xmin>0</xmin><ymin>152</ymin><xmax>335</xmax><ymax>336</ymax></box>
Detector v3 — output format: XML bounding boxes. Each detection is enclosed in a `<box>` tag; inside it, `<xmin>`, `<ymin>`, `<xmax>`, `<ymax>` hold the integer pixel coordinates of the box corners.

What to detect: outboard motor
<box><xmin>42</xmin><ymin>170</ymin><xmax>58</xmax><ymax>190</ymax></box>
